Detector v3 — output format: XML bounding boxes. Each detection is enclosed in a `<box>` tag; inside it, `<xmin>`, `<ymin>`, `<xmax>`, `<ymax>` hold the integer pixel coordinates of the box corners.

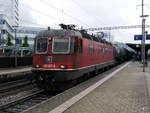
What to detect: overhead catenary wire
<box><xmin>19</xmin><ymin>19</ymin><xmax>49</xmax><ymax>28</ymax></box>
<box><xmin>38</xmin><ymin>0</ymin><xmax>90</xmax><ymax>27</ymax></box>
<box><xmin>21</xmin><ymin>3</ymin><xmax>62</xmax><ymax>22</ymax></box>
<box><xmin>86</xmin><ymin>24</ymin><xmax>150</xmax><ymax>31</ymax></box>
<box><xmin>71</xmin><ymin>0</ymin><xmax>107</xmax><ymax>26</ymax></box>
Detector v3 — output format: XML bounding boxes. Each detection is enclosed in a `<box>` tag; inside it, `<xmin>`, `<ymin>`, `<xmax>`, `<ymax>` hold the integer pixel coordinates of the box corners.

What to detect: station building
<box><xmin>15</xmin><ymin>26</ymin><xmax>46</xmax><ymax>48</ymax></box>
<box><xmin>0</xmin><ymin>0</ymin><xmax>19</xmax><ymax>48</ymax></box>
<box><xmin>0</xmin><ymin>0</ymin><xmax>46</xmax><ymax>55</ymax></box>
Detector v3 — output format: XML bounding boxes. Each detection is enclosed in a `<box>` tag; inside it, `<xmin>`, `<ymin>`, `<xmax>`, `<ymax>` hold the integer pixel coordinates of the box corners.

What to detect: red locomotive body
<box><xmin>32</xmin><ymin>28</ymin><xmax>115</xmax><ymax>91</ymax></box>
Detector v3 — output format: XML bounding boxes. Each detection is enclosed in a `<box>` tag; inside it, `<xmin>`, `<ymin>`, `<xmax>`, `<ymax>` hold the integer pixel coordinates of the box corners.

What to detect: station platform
<box><xmin>62</xmin><ymin>61</ymin><xmax>150</xmax><ymax>113</ymax></box>
<box><xmin>0</xmin><ymin>67</ymin><xmax>31</xmax><ymax>75</ymax></box>
<box><xmin>22</xmin><ymin>61</ymin><xmax>150</xmax><ymax>113</ymax></box>
<box><xmin>0</xmin><ymin>66</ymin><xmax>31</xmax><ymax>80</ymax></box>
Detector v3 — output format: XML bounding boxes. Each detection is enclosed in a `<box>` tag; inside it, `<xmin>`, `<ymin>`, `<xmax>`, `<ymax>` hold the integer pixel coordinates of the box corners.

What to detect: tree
<box><xmin>21</xmin><ymin>35</ymin><xmax>29</xmax><ymax>47</ymax></box>
<box><xmin>6</xmin><ymin>34</ymin><xmax>13</xmax><ymax>46</ymax></box>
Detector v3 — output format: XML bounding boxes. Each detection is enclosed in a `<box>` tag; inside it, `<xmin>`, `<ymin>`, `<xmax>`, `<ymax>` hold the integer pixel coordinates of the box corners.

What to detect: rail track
<box><xmin>0</xmin><ymin>79</ymin><xmax>31</xmax><ymax>93</ymax></box>
<box><xmin>0</xmin><ymin>77</ymin><xmax>53</xmax><ymax>113</ymax></box>
<box><xmin>0</xmin><ymin>88</ymin><xmax>48</xmax><ymax>113</ymax></box>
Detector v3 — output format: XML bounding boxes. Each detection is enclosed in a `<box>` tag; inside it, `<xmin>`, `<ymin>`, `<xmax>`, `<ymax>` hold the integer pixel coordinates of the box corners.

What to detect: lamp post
<box><xmin>13</xmin><ymin>26</ymin><xmax>18</xmax><ymax>67</ymax></box>
<box><xmin>141</xmin><ymin>18</ymin><xmax>145</xmax><ymax>72</ymax></box>
<box><xmin>140</xmin><ymin>0</ymin><xmax>148</xmax><ymax>72</ymax></box>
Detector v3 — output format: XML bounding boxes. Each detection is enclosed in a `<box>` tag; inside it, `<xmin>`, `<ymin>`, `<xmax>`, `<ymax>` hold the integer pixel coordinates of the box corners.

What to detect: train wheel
<box><xmin>54</xmin><ymin>79</ymin><xmax>77</xmax><ymax>91</ymax></box>
<box><xmin>35</xmin><ymin>73</ymin><xmax>45</xmax><ymax>89</ymax></box>
<box><xmin>35</xmin><ymin>73</ymin><xmax>56</xmax><ymax>91</ymax></box>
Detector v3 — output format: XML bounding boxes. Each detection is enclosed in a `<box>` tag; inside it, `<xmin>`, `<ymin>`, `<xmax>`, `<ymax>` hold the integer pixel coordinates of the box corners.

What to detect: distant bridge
<box><xmin>86</xmin><ymin>25</ymin><xmax>150</xmax><ymax>31</ymax></box>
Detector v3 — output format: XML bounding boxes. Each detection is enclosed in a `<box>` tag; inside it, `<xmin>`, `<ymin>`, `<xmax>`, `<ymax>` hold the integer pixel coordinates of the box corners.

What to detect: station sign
<box><xmin>15</xmin><ymin>39</ymin><xmax>21</xmax><ymax>44</ymax></box>
<box><xmin>146</xmin><ymin>34</ymin><xmax>150</xmax><ymax>40</ymax></box>
<box><xmin>134</xmin><ymin>35</ymin><xmax>142</xmax><ymax>40</ymax></box>
<box><xmin>134</xmin><ymin>34</ymin><xmax>150</xmax><ymax>40</ymax></box>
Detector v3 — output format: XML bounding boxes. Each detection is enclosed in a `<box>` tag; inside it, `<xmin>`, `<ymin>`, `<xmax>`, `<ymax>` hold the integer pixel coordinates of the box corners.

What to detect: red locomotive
<box><xmin>32</xmin><ymin>24</ymin><xmax>131</xmax><ymax>91</ymax></box>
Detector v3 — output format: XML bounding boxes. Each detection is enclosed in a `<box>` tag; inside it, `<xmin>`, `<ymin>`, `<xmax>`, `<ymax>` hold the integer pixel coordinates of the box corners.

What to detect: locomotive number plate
<box><xmin>48</xmin><ymin>64</ymin><xmax>55</xmax><ymax>68</ymax></box>
<box><xmin>43</xmin><ymin>64</ymin><xmax>56</xmax><ymax>68</ymax></box>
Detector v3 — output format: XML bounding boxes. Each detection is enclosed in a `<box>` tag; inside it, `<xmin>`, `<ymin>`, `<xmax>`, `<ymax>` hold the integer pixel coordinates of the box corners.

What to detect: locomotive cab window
<box><xmin>98</xmin><ymin>46</ymin><xmax>102</xmax><ymax>55</ymax></box>
<box><xmin>77</xmin><ymin>39</ymin><xmax>83</xmax><ymax>53</ymax></box>
<box><xmin>70</xmin><ymin>38</ymin><xmax>82</xmax><ymax>54</ymax></box>
<box><xmin>70</xmin><ymin>38</ymin><xmax>76</xmax><ymax>53</ymax></box>
<box><xmin>52</xmin><ymin>37</ymin><xmax>70</xmax><ymax>54</ymax></box>
<box><xmin>36</xmin><ymin>38</ymin><xmax>48</xmax><ymax>53</ymax></box>
<box><xmin>88</xmin><ymin>44</ymin><xmax>94</xmax><ymax>54</ymax></box>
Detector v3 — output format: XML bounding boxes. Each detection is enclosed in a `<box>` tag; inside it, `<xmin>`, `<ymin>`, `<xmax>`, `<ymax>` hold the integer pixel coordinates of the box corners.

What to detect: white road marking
<box><xmin>49</xmin><ymin>62</ymin><xmax>131</xmax><ymax>113</ymax></box>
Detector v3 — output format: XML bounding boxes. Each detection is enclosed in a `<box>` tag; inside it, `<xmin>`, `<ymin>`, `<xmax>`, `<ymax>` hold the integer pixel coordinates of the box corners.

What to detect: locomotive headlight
<box><xmin>36</xmin><ymin>65</ymin><xmax>39</xmax><ymax>68</ymax></box>
<box><xmin>59</xmin><ymin>64</ymin><xmax>67</xmax><ymax>69</ymax></box>
<box><xmin>48</xmin><ymin>37</ymin><xmax>52</xmax><ymax>41</ymax></box>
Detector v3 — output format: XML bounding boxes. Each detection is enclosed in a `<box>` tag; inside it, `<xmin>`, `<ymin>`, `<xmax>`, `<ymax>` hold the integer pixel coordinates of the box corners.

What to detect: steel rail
<box><xmin>0</xmin><ymin>88</ymin><xmax>44</xmax><ymax>111</ymax></box>
<box><xmin>0</xmin><ymin>79</ymin><xmax>31</xmax><ymax>93</ymax></box>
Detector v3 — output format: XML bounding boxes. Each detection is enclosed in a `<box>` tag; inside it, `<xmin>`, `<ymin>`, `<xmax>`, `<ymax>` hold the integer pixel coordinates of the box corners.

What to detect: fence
<box><xmin>0</xmin><ymin>56</ymin><xmax>32</xmax><ymax>67</ymax></box>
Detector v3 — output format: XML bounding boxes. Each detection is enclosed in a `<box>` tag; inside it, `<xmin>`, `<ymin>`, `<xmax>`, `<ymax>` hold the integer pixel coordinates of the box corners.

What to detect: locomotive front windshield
<box><xmin>36</xmin><ymin>38</ymin><xmax>48</xmax><ymax>53</ymax></box>
<box><xmin>52</xmin><ymin>37</ymin><xmax>70</xmax><ymax>54</ymax></box>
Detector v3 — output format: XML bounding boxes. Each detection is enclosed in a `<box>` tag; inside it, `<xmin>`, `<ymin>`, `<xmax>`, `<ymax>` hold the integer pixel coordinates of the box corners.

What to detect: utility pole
<box><xmin>14</xmin><ymin>28</ymin><xmax>17</xmax><ymax>67</ymax></box>
<box><xmin>140</xmin><ymin>0</ymin><xmax>148</xmax><ymax>72</ymax></box>
<box><xmin>13</xmin><ymin>26</ymin><xmax>18</xmax><ymax>67</ymax></box>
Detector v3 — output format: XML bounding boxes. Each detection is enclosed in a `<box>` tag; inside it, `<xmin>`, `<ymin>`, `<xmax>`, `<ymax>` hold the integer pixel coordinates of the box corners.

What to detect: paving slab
<box><xmin>63</xmin><ymin>61</ymin><xmax>150</xmax><ymax>113</ymax></box>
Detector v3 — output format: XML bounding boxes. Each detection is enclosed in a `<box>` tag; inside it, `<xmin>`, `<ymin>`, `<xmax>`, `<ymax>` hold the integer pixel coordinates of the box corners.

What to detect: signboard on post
<box><xmin>134</xmin><ymin>34</ymin><xmax>150</xmax><ymax>40</ymax></box>
<box><xmin>146</xmin><ymin>34</ymin><xmax>150</xmax><ymax>40</ymax></box>
<box><xmin>134</xmin><ymin>35</ymin><xmax>142</xmax><ymax>40</ymax></box>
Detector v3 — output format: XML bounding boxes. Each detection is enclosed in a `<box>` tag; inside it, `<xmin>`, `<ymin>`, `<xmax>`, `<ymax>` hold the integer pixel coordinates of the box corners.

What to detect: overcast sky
<box><xmin>19</xmin><ymin>0</ymin><xmax>150</xmax><ymax>43</ymax></box>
